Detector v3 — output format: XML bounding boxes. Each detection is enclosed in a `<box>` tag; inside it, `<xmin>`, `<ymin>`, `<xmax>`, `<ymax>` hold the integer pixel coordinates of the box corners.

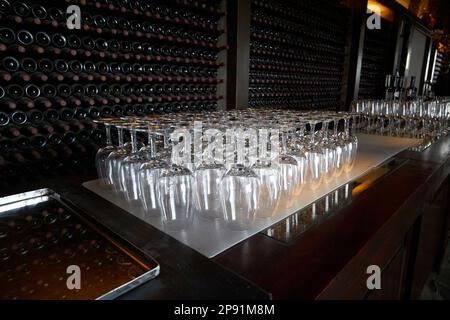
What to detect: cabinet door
<box><xmin>411</xmin><ymin>182</ymin><xmax>450</xmax><ymax>298</ymax></box>
<box><xmin>365</xmin><ymin>236</ymin><xmax>411</xmax><ymax>300</ymax></box>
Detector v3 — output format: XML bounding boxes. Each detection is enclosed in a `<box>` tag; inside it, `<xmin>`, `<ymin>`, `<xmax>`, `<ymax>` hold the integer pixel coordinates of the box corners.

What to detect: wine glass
<box><xmin>119</xmin><ymin>122</ymin><xmax>148</xmax><ymax>205</ymax></box>
<box><xmin>221</xmin><ymin>128</ymin><xmax>260</xmax><ymax>230</ymax></box>
<box><xmin>343</xmin><ymin>114</ymin><xmax>358</xmax><ymax>173</ymax></box>
<box><xmin>317</xmin><ymin>117</ymin><xmax>336</xmax><ymax>184</ymax></box>
<box><xmin>276</xmin><ymin>124</ymin><xmax>301</xmax><ymax>210</ymax></box>
<box><xmin>194</xmin><ymin>128</ymin><xmax>226</xmax><ymax>220</ymax></box>
<box><xmin>106</xmin><ymin>122</ymin><xmax>129</xmax><ymax>196</ymax></box>
<box><xmin>252</xmin><ymin>125</ymin><xmax>282</xmax><ymax>219</ymax></box>
<box><xmin>94</xmin><ymin>118</ymin><xmax>117</xmax><ymax>188</ymax></box>
<box><xmin>139</xmin><ymin>125</ymin><xmax>169</xmax><ymax>217</ymax></box>
<box><xmin>304</xmin><ymin>117</ymin><xmax>325</xmax><ymax>190</ymax></box>
<box><xmin>331</xmin><ymin>116</ymin><xmax>345</xmax><ymax>178</ymax></box>
<box><xmin>286</xmin><ymin>120</ymin><xmax>308</xmax><ymax>197</ymax></box>
<box><xmin>158</xmin><ymin>127</ymin><xmax>195</xmax><ymax>230</ymax></box>
<box><xmin>135</xmin><ymin>117</ymin><xmax>159</xmax><ymax>160</ymax></box>
<box><xmin>120</xmin><ymin>116</ymin><xmax>145</xmax><ymax>151</ymax></box>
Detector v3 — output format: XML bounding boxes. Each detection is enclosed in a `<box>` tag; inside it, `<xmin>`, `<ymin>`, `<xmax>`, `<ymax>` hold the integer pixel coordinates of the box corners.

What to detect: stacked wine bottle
<box><xmin>248</xmin><ymin>0</ymin><xmax>349</xmax><ymax>110</ymax></box>
<box><xmin>358</xmin><ymin>17</ymin><xmax>395</xmax><ymax>99</ymax></box>
<box><xmin>0</xmin><ymin>0</ymin><xmax>226</xmax><ymax>182</ymax></box>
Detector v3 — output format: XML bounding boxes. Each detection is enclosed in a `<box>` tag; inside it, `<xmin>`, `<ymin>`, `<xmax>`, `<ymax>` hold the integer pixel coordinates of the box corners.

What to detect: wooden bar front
<box><xmin>2</xmin><ymin>134</ymin><xmax>450</xmax><ymax>300</ymax></box>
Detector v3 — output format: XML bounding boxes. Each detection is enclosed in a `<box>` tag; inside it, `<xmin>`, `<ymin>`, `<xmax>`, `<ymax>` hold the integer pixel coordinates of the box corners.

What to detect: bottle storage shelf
<box><xmin>248</xmin><ymin>0</ymin><xmax>350</xmax><ymax>110</ymax></box>
<box><xmin>358</xmin><ymin>18</ymin><xmax>395</xmax><ymax>99</ymax></box>
<box><xmin>0</xmin><ymin>0</ymin><xmax>226</xmax><ymax>180</ymax></box>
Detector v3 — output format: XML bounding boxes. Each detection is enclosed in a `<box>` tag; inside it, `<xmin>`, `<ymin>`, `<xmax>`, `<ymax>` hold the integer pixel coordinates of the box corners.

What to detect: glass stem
<box><xmin>290</xmin><ymin>129</ymin><xmax>296</xmax><ymax>149</ymax></box>
<box><xmin>281</xmin><ymin>131</ymin><xmax>288</xmax><ymax>154</ymax></box>
<box><xmin>130</xmin><ymin>127</ymin><xmax>137</xmax><ymax>154</ymax></box>
<box><xmin>170</xmin><ymin>135</ymin><xmax>180</xmax><ymax>166</ymax></box>
<box><xmin>147</xmin><ymin>129</ymin><xmax>155</xmax><ymax>158</ymax></box>
<box><xmin>236</xmin><ymin>135</ymin><xmax>245</xmax><ymax>166</ymax></box>
<box><xmin>118</xmin><ymin>127</ymin><xmax>124</xmax><ymax>148</ymax></box>
<box><xmin>163</xmin><ymin>129</ymin><xmax>169</xmax><ymax>150</ymax></box>
<box><xmin>171</xmin><ymin>144</ymin><xmax>177</xmax><ymax>166</ymax></box>
<box><xmin>298</xmin><ymin>123</ymin><xmax>306</xmax><ymax>151</ymax></box>
<box><xmin>310</xmin><ymin>122</ymin><xmax>316</xmax><ymax>145</ymax></box>
<box><xmin>352</xmin><ymin>115</ymin><xmax>357</xmax><ymax>135</ymax></box>
<box><xmin>257</xmin><ymin>128</ymin><xmax>266</xmax><ymax>163</ymax></box>
<box><xmin>344</xmin><ymin>118</ymin><xmax>350</xmax><ymax>140</ymax></box>
<box><xmin>334</xmin><ymin>119</ymin><xmax>339</xmax><ymax>140</ymax></box>
<box><xmin>323</xmin><ymin>121</ymin><xmax>329</xmax><ymax>141</ymax></box>
<box><xmin>105</xmin><ymin>125</ymin><xmax>112</xmax><ymax>146</ymax></box>
<box><xmin>299</xmin><ymin>123</ymin><xmax>305</xmax><ymax>138</ymax></box>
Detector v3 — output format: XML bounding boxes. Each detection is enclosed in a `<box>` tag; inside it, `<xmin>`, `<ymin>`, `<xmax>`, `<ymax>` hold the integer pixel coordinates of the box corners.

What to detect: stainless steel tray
<box><xmin>0</xmin><ymin>188</ymin><xmax>159</xmax><ymax>300</ymax></box>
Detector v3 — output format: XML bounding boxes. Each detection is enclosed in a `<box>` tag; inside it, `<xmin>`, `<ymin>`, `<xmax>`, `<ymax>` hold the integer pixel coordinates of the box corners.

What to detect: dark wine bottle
<box><xmin>59</xmin><ymin>108</ymin><xmax>74</xmax><ymax>121</ymax></box>
<box><xmin>67</xmin><ymin>34</ymin><xmax>81</xmax><ymax>49</ymax></box>
<box><xmin>27</xmin><ymin>109</ymin><xmax>44</xmax><ymax>124</ymax></box>
<box><xmin>0</xmin><ymin>27</ymin><xmax>16</xmax><ymax>44</ymax></box>
<box><xmin>6</xmin><ymin>84</ymin><xmax>24</xmax><ymax>99</ymax></box>
<box><xmin>51</xmin><ymin>33</ymin><xmax>67</xmax><ymax>48</ymax></box>
<box><xmin>57</xmin><ymin>84</ymin><xmax>71</xmax><ymax>98</ymax></box>
<box><xmin>0</xmin><ymin>111</ymin><xmax>10</xmax><ymax>127</ymax></box>
<box><xmin>38</xmin><ymin>58</ymin><xmax>54</xmax><ymax>73</ymax></box>
<box><xmin>24</xmin><ymin>84</ymin><xmax>41</xmax><ymax>98</ymax></box>
<box><xmin>30</xmin><ymin>134</ymin><xmax>47</xmax><ymax>147</ymax></box>
<box><xmin>73</xmin><ymin>108</ymin><xmax>87</xmax><ymax>120</ymax></box>
<box><xmin>0</xmin><ymin>0</ymin><xmax>11</xmax><ymax>15</ymax></box>
<box><xmin>31</xmin><ymin>4</ymin><xmax>47</xmax><ymax>19</ymax></box>
<box><xmin>47</xmin><ymin>132</ymin><xmax>62</xmax><ymax>145</ymax></box>
<box><xmin>10</xmin><ymin>110</ymin><xmax>27</xmax><ymax>124</ymax></box>
<box><xmin>35</xmin><ymin>31</ymin><xmax>51</xmax><ymax>47</ymax></box>
<box><xmin>2</xmin><ymin>56</ymin><xmax>19</xmax><ymax>72</ymax></box>
<box><xmin>44</xmin><ymin>109</ymin><xmax>59</xmax><ymax>122</ymax></box>
<box><xmin>16</xmin><ymin>29</ymin><xmax>34</xmax><ymax>45</ymax></box>
<box><xmin>41</xmin><ymin>84</ymin><xmax>57</xmax><ymax>97</ymax></box>
<box><xmin>88</xmin><ymin>106</ymin><xmax>100</xmax><ymax>119</ymax></box>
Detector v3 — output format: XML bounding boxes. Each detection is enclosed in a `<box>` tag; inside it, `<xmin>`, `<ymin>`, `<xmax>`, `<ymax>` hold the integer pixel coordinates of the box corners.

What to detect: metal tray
<box><xmin>0</xmin><ymin>188</ymin><xmax>159</xmax><ymax>300</ymax></box>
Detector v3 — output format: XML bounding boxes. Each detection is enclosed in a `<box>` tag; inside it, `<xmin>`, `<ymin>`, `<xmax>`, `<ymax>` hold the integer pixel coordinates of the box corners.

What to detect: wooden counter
<box><xmin>2</xmin><ymin>133</ymin><xmax>449</xmax><ymax>299</ymax></box>
<box><xmin>215</xmin><ymin>133</ymin><xmax>450</xmax><ymax>299</ymax></box>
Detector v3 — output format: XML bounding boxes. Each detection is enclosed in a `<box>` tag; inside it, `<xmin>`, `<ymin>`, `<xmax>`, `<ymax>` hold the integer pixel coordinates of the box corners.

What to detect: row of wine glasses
<box><xmin>351</xmin><ymin>97</ymin><xmax>450</xmax><ymax>138</ymax></box>
<box><xmin>94</xmin><ymin>109</ymin><xmax>359</xmax><ymax>231</ymax></box>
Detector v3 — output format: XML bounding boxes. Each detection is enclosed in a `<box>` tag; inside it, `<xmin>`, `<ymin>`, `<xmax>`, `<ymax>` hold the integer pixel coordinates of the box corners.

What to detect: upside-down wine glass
<box><xmin>119</xmin><ymin>122</ymin><xmax>148</xmax><ymax>206</ymax></box>
<box><xmin>343</xmin><ymin>114</ymin><xmax>358</xmax><ymax>173</ymax></box>
<box><xmin>139</xmin><ymin>124</ymin><xmax>169</xmax><ymax>217</ymax></box>
<box><xmin>158</xmin><ymin>127</ymin><xmax>195</xmax><ymax>230</ymax></box>
<box><xmin>194</xmin><ymin>127</ymin><xmax>226</xmax><ymax>220</ymax></box>
<box><xmin>221</xmin><ymin>128</ymin><xmax>260</xmax><ymax>230</ymax></box>
<box><xmin>252</xmin><ymin>126</ymin><xmax>281</xmax><ymax>219</ymax></box>
<box><xmin>304</xmin><ymin>117</ymin><xmax>325</xmax><ymax>190</ymax></box>
<box><xmin>106</xmin><ymin>121</ymin><xmax>129</xmax><ymax>196</ymax></box>
<box><xmin>94</xmin><ymin>118</ymin><xmax>116</xmax><ymax>188</ymax></box>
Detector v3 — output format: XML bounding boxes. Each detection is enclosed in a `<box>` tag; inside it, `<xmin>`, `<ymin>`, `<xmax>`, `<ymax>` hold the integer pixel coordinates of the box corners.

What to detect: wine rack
<box><xmin>358</xmin><ymin>18</ymin><xmax>395</xmax><ymax>99</ymax></box>
<box><xmin>0</xmin><ymin>0</ymin><xmax>227</xmax><ymax>180</ymax></box>
<box><xmin>248</xmin><ymin>0</ymin><xmax>350</xmax><ymax>110</ymax></box>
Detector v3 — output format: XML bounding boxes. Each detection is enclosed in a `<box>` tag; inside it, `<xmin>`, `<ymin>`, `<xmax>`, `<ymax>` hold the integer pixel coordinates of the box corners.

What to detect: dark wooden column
<box><xmin>226</xmin><ymin>0</ymin><xmax>251</xmax><ymax>110</ymax></box>
<box><xmin>392</xmin><ymin>18</ymin><xmax>410</xmax><ymax>76</ymax></box>
<box><xmin>343</xmin><ymin>0</ymin><xmax>368</xmax><ymax>108</ymax></box>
